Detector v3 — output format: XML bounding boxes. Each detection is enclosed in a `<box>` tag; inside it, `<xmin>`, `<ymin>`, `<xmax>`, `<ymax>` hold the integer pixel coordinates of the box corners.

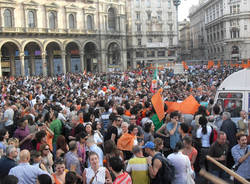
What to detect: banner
<box><xmin>151</xmin><ymin>88</ymin><xmax>165</xmax><ymax>121</ymax></box>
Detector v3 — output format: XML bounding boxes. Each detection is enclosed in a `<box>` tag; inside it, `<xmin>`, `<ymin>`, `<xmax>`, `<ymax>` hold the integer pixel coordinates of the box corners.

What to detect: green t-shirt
<box><xmin>50</xmin><ymin>119</ymin><xmax>62</xmax><ymax>144</ymax></box>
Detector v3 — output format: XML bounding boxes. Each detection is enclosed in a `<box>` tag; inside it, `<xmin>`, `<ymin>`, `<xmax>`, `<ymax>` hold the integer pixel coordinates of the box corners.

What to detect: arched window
<box><xmin>69</xmin><ymin>14</ymin><xmax>75</xmax><ymax>29</ymax></box>
<box><xmin>108</xmin><ymin>43</ymin><xmax>120</xmax><ymax>65</ymax></box>
<box><xmin>28</xmin><ymin>11</ymin><xmax>35</xmax><ymax>28</ymax></box>
<box><xmin>4</xmin><ymin>9</ymin><xmax>12</xmax><ymax>27</ymax></box>
<box><xmin>49</xmin><ymin>11</ymin><xmax>56</xmax><ymax>29</ymax></box>
<box><xmin>87</xmin><ymin>15</ymin><xmax>93</xmax><ymax>30</ymax></box>
<box><xmin>108</xmin><ymin>8</ymin><xmax>116</xmax><ymax>31</ymax></box>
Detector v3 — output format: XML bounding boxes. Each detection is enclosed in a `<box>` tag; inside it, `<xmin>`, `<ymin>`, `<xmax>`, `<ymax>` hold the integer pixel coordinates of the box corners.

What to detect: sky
<box><xmin>178</xmin><ymin>0</ymin><xmax>200</xmax><ymax>21</ymax></box>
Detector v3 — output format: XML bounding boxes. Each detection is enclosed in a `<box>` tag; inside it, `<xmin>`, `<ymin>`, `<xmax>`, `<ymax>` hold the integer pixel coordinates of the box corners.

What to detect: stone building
<box><xmin>126</xmin><ymin>0</ymin><xmax>177</xmax><ymax>68</ymax></box>
<box><xmin>189</xmin><ymin>0</ymin><xmax>250</xmax><ymax>62</ymax></box>
<box><xmin>0</xmin><ymin>0</ymin><xmax>127</xmax><ymax>77</ymax></box>
<box><xmin>179</xmin><ymin>19</ymin><xmax>191</xmax><ymax>61</ymax></box>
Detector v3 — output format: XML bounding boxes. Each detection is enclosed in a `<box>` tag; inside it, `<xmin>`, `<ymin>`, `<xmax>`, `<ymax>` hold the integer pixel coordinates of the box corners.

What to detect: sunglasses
<box><xmin>44</xmin><ymin>148</ymin><xmax>50</xmax><ymax>151</ymax></box>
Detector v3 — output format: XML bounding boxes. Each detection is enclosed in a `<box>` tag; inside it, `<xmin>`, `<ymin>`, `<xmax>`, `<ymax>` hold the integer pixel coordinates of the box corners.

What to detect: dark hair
<box><xmin>54</xmin><ymin>158</ymin><xmax>65</xmax><ymax>165</ymax></box>
<box><xmin>104</xmin><ymin>140</ymin><xmax>118</xmax><ymax>154</ymax></box>
<box><xmin>236</xmin><ymin>132</ymin><xmax>247</xmax><ymax>141</ymax></box>
<box><xmin>109</xmin><ymin>156</ymin><xmax>124</xmax><ymax>173</ymax></box>
<box><xmin>144</xmin><ymin>122</ymin><xmax>152</xmax><ymax>133</ymax></box>
<box><xmin>170</xmin><ymin>111</ymin><xmax>179</xmax><ymax>119</ymax></box>
<box><xmin>174</xmin><ymin>141</ymin><xmax>184</xmax><ymax>153</ymax></box>
<box><xmin>85</xmin><ymin>124</ymin><xmax>94</xmax><ymax>135</ymax></box>
<box><xmin>180</xmin><ymin>123</ymin><xmax>189</xmax><ymax>133</ymax></box>
<box><xmin>37</xmin><ymin>174</ymin><xmax>52</xmax><ymax>184</ymax></box>
<box><xmin>116</xmin><ymin>107</ymin><xmax>124</xmax><ymax>115</ymax></box>
<box><xmin>213</xmin><ymin>104</ymin><xmax>221</xmax><ymax>115</ymax></box>
<box><xmin>76</xmin><ymin>131</ymin><xmax>88</xmax><ymax>141</ymax></box>
<box><xmin>65</xmin><ymin>171</ymin><xmax>77</xmax><ymax>184</ymax></box>
<box><xmin>183</xmin><ymin>135</ymin><xmax>192</xmax><ymax>145</ymax></box>
<box><xmin>0</xmin><ymin>128</ymin><xmax>7</xmax><ymax>141</ymax></box>
<box><xmin>56</xmin><ymin>135</ymin><xmax>68</xmax><ymax>153</ymax></box>
<box><xmin>199</xmin><ymin>116</ymin><xmax>208</xmax><ymax>134</ymax></box>
<box><xmin>3</xmin><ymin>175</ymin><xmax>18</xmax><ymax>184</ymax></box>
<box><xmin>35</xmin><ymin>130</ymin><xmax>46</xmax><ymax>143</ymax></box>
<box><xmin>128</xmin><ymin>124</ymin><xmax>137</xmax><ymax>134</ymax></box>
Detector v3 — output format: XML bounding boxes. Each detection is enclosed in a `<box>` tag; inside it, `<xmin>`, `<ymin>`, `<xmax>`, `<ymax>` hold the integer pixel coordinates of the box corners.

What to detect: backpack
<box><xmin>209</xmin><ymin>126</ymin><xmax>218</xmax><ymax>144</ymax></box>
<box><xmin>61</xmin><ymin>120</ymin><xmax>72</xmax><ymax>140</ymax></box>
<box><xmin>152</xmin><ymin>153</ymin><xmax>175</xmax><ymax>184</ymax></box>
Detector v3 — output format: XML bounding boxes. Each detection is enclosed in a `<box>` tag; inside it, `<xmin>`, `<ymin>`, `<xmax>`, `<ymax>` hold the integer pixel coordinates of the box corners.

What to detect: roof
<box><xmin>218</xmin><ymin>68</ymin><xmax>250</xmax><ymax>91</ymax></box>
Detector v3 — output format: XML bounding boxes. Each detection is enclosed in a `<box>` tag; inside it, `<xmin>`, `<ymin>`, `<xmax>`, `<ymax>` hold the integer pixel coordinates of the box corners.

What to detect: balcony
<box><xmin>0</xmin><ymin>27</ymin><xmax>25</xmax><ymax>33</ymax></box>
<box><xmin>167</xmin><ymin>31</ymin><xmax>175</xmax><ymax>36</ymax></box>
<box><xmin>146</xmin><ymin>31</ymin><xmax>164</xmax><ymax>36</ymax></box>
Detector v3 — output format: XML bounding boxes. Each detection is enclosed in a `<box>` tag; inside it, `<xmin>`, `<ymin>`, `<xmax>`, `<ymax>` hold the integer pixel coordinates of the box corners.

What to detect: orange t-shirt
<box><xmin>46</xmin><ymin>130</ymin><xmax>53</xmax><ymax>151</ymax></box>
<box><xmin>124</xmin><ymin>110</ymin><xmax>131</xmax><ymax>117</ymax></box>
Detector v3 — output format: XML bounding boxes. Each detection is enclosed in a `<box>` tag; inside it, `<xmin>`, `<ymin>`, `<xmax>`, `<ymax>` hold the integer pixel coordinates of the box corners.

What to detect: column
<box><xmin>10</xmin><ymin>53</ymin><xmax>15</xmax><ymax>76</ymax></box>
<box><xmin>49</xmin><ymin>52</ymin><xmax>54</xmax><ymax>76</ymax></box>
<box><xmin>66</xmin><ymin>54</ymin><xmax>71</xmax><ymax>73</ymax></box>
<box><xmin>122</xmin><ymin>50</ymin><xmax>127</xmax><ymax>71</ymax></box>
<box><xmin>80</xmin><ymin>51</ymin><xmax>84</xmax><ymax>73</ymax></box>
<box><xmin>30</xmin><ymin>50</ymin><xmax>35</xmax><ymax>76</ymax></box>
<box><xmin>132</xmin><ymin>51</ymin><xmax>137</xmax><ymax>69</ymax></box>
<box><xmin>100</xmin><ymin>50</ymin><xmax>107</xmax><ymax>73</ymax></box>
<box><xmin>61</xmin><ymin>51</ymin><xmax>66</xmax><ymax>74</ymax></box>
<box><xmin>20</xmin><ymin>52</ymin><xmax>25</xmax><ymax>76</ymax></box>
<box><xmin>42</xmin><ymin>52</ymin><xmax>47</xmax><ymax>76</ymax></box>
<box><xmin>0</xmin><ymin>53</ymin><xmax>2</xmax><ymax>78</ymax></box>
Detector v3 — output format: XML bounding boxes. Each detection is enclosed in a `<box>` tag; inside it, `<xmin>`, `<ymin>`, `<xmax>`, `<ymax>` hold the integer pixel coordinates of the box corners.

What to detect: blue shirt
<box><xmin>166</xmin><ymin>122</ymin><xmax>180</xmax><ymax>150</ymax></box>
<box><xmin>231</xmin><ymin>144</ymin><xmax>250</xmax><ymax>179</ymax></box>
<box><xmin>9</xmin><ymin>163</ymin><xmax>49</xmax><ymax>184</ymax></box>
<box><xmin>65</xmin><ymin>151</ymin><xmax>82</xmax><ymax>175</ymax></box>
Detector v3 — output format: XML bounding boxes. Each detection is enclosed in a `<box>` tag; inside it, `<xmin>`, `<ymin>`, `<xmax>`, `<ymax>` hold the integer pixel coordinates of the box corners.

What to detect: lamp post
<box><xmin>173</xmin><ymin>0</ymin><xmax>181</xmax><ymax>62</ymax></box>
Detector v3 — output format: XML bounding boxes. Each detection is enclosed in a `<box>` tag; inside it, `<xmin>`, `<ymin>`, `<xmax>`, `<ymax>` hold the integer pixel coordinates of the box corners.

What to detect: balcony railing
<box><xmin>146</xmin><ymin>31</ymin><xmax>164</xmax><ymax>36</ymax></box>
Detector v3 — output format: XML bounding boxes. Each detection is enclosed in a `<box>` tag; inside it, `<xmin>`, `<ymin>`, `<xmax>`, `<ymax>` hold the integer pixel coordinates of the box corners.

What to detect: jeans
<box><xmin>211</xmin><ymin>170</ymin><xmax>229</xmax><ymax>181</ymax></box>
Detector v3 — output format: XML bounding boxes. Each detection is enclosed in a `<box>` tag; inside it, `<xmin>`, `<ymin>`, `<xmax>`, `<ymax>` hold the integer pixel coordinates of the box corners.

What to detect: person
<box><xmin>49</xmin><ymin>111</ymin><xmax>62</xmax><ymax>154</ymax></box>
<box><xmin>82</xmin><ymin>151</ymin><xmax>112</xmax><ymax>184</ymax></box>
<box><xmin>1</xmin><ymin>103</ymin><xmax>14</xmax><ymax>137</ymax></box>
<box><xmin>220</xmin><ymin>112</ymin><xmax>237</xmax><ymax>168</ymax></box>
<box><xmin>100</xmin><ymin>104</ymin><xmax>111</xmax><ymax>133</ymax></box>
<box><xmin>167</xmin><ymin>142</ymin><xmax>194</xmax><ymax>184</ymax></box>
<box><xmin>56</xmin><ymin>135</ymin><xmax>69</xmax><ymax>159</ymax></box>
<box><xmin>85</xmin><ymin>123</ymin><xmax>103</xmax><ymax>146</ymax></box>
<box><xmin>126</xmin><ymin>145</ymin><xmax>150</xmax><ymax>184</ymax></box>
<box><xmin>237</xmin><ymin>110</ymin><xmax>249</xmax><ymax>135</ymax></box>
<box><xmin>143</xmin><ymin>141</ymin><xmax>163</xmax><ymax>184</ymax></box>
<box><xmin>196</xmin><ymin>115</ymin><xmax>212</xmax><ymax>169</ymax></box>
<box><xmin>30</xmin><ymin>150</ymin><xmax>46</xmax><ymax>171</ymax></box>
<box><xmin>208</xmin><ymin>131</ymin><xmax>229</xmax><ymax>181</ymax></box>
<box><xmin>166</xmin><ymin>111</ymin><xmax>181</xmax><ymax>151</ymax></box>
<box><xmin>178</xmin><ymin>123</ymin><xmax>190</xmax><ymax>139</ymax></box>
<box><xmin>182</xmin><ymin>136</ymin><xmax>197</xmax><ymax>171</ymax></box>
<box><xmin>0</xmin><ymin>128</ymin><xmax>9</xmax><ymax>157</ymax></box>
<box><xmin>104</xmin><ymin>115</ymin><xmax>121</xmax><ymax>143</ymax></box>
<box><xmin>39</xmin><ymin>144</ymin><xmax>53</xmax><ymax>174</ymax></box>
<box><xmin>35</xmin><ymin>130</ymin><xmax>47</xmax><ymax>151</ymax></box>
<box><xmin>52</xmin><ymin>158</ymin><xmax>67</xmax><ymax>184</ymax></box>
<box><xmin>231</xmin><ymin>132</ymin><xmax>250</xmax><ymax>183</ymax></box>
<box><xmin>143</xmin><ymin>122</ymin><xmax>155</xmax><ymax>143</ymax></box>
<box><xmin>212</xmin><ymin>104</ymin><xmax>223</xmax><ymax>130</ymax></box>
<box><xmin>76</xmin><ymin>132</ymin><xmax>88</xmax><ymax>168</ymax></box>
<box><xmin>9</xmin><ymin>149</ymin><xmax>49</xmax><ymax>184</ymax></box>
<box><xmin>65</xmin><ymin>171</ymin><xmax>77</xmax><ymax>184</ymax></box>
<box><xmin>110</xmin><ymin>156</ymin><xmax>132</xmax><ymax>184</ymax></box>
<box><xmin>64</xmin><ymin>141</ymin><xmax>82</xmax><ymax>177</ymax></box>
<box><xmin>2</xmin><ymin>175</ymin><xmax>18</xmax><ymax>184</ymax></box>
<box><xmin>153</xmin><ymin>138</ymin><xmax>164</xmax><ymax>153</ymax></box>
<box><xmin>86</xmin><ymin>136</ymin><xmax>104</xmax><ymax>167</ymax></box>
<box><xmin>0</xmin><ymin>145</ymin><xmax>18</xmax><ymax>181</ymax></box>
<box><xmin>37</xmin><ymin>174</ymin><xmax>52</xmax><ymax>184</ymax></box>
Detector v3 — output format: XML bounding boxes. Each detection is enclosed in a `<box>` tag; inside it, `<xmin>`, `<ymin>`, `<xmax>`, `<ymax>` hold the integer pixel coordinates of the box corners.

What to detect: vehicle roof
<box><xmin>218</xmin><ymin>68</ymin><xmax>250</xmax><ymax>91</ymax></box>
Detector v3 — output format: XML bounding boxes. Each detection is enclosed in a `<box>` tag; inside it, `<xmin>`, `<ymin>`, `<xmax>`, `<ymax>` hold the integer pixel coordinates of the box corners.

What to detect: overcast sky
<box><xmin>178</xmin><ymin>0</ymin><xmax>199</xmax><ymax>21</ymax></box>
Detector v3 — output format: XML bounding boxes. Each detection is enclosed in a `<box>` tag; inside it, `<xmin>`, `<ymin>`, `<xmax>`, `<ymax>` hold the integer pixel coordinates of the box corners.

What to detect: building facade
<box><xmin>0</xmin><ymin>0</ymin><xmax>127</xmax><ymax>77</ymax></box>
<box><xmin>179</xmin><ymin>19</ymin><xmax>191</xmax><ymax>61</ymax></box>
<box><xmin>126</xmin><ymin>0</ymin><xmax>177</xmax><ymax>68</ymax></box>
<box><xmin>189</xmin><ymin>0</ymin><xmax>250</xmax><ymax>62</ymax></box>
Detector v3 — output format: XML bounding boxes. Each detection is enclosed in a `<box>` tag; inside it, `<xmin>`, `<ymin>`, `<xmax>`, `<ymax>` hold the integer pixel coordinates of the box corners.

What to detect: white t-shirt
<box><xmin>4</xmin><ymin>108</ymin><xmax>14</xmax><ymax>126</ymax></box>
<box><xmin>196</xmin><ymin>125</ymin><xmax>212</xmax><ymax>148</ymax></box>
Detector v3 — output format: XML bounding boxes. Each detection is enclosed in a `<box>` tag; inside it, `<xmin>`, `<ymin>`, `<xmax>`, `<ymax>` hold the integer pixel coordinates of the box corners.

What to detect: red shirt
<box><xmin>113</xmin><ymin>172</ymin><xmax>132</xmax><ymax>184</ymax></box>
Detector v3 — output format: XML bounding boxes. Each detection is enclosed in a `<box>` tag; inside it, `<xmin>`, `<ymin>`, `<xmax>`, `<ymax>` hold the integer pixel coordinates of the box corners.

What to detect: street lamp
<box><xmin>173</xmin><ymin>0</ymin><xmax>181</xmax><ymax>62</ymax></box>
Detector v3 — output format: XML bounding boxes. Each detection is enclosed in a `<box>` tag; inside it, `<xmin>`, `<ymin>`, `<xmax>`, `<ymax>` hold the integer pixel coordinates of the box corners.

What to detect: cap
<box><xmin>142</xmin><ymin>141</ymin><xmax>155</xmax><ymax>149</ymax></box>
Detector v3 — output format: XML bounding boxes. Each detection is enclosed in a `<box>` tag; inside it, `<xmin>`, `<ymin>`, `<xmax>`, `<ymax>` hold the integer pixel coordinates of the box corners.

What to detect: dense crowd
<box><xmin>0</xmin><ymin>65</ymin><xmax>249</xmax><ymax>184</ymax></box>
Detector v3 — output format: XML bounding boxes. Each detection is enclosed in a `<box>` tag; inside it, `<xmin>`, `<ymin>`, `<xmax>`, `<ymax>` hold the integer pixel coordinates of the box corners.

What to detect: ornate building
<box><xmin>189</xmin><ymin>0</ymin><xmax>250</xmax><ymax>62</ymax></box>
<box><xmin>0</xmin><ymin>0</ymin><xmax>127</xmax><ymax>77</ymax></box>
<box><xmin>126</xmin><ymin>0</ymin><xmax>177</xmax><ymax>68</ymax></box>
<box><xmin>179</xmin><ymin>19</ymin><xmax>191</xmax><ymax>61</ymax></box>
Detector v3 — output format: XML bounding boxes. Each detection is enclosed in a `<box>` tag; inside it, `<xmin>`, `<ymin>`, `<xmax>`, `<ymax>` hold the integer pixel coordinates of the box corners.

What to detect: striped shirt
<box><xmin>113</xmin><ymin>172</ymin><xmax>132</xmax><ymax>184</ymax></box>
<box><xmin>126</xmin><ymin>157</ymin><xmax>150</xmax><ymax>184</ymax></box>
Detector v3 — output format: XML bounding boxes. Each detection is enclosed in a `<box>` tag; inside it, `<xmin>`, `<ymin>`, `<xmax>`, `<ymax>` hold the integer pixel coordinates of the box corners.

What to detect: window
<box><xmin>147</xmin><ymin>50</ymin><xmax>155</xmax><ymax>57</ymax></box>
<box><xmin>28</xmin><ymin>11</ymin><xmax>35</xmax><ymax>28</ymax></box>
<box><xmin>148</xmin><ymin>38</ymin><xmax>152</xmax><ymax>43</ymax></box>
<box><xmin>4</xmin><ymin>9</ymin><xmax>12</xmax><ymax>27</ymax></box>
<box><xmin>137</xmin><ymin>38</ymin><xmax>141</xmax><ymax>46</ymax></box>
<box><xmin>69</xmin><ymin>14</ymin><xmax>75</xmax><ymax>29</ymax></box>
<box><xmin>108</xmin><ymin>8</ymin><xmax>116</xmax><ymax>31</ymax></box>
<box><xmin>136</xmin><ymin>12</ymin><xmax>140</xmax><ymax>20</ymax></box>
<box><xmin>49</xmin><ymin>11</ymin><xmax>56</xmax><ymax>29</ymax></box>
<box><xmin>137</xmin><ymin>24</ymin><xmax>141</xmax><ymax>32</ymax></box>
<box><xmin>168</xmin><ymin>0</ymin><xmax>171</xmax><ymax>8</ymax></box>
<box><xmin>136</xmin><ymin>0</ymin><xmax>140</xmax><ymax>7</ymax></box>
<box><xmin>147</xmin><ymin>12</ymin><xmax>151</xmax><ymax>20</ymax></box>
<box><xmin>87</xmin><ymin>15</ymin><xmax>93</xmax><ymax>30</ymax></box>
<box><xmin>157</xmin><ymin>0</ymin><xmax>161</xmax><ymax>8</ymax></box>
<box><xmin>244</xmin><ymin>25</ymin><xmax>247</xmax><ymax>30</ymax></box>
<box><xmin>158</xmin><ymin>51</ymin><xmax>165</xmax><ymax>56</ymax></box>
<box><xmin>136</xmin><ymin>51</ymin><xmax>144</xmax><ymax>58</ymax></box>
<box><xmin>146</xmin><ymin>0</ymin><xmax>151</xmax><ymax>7</ymax></box>
<box><xmin>157</xmin><ymin>12</ymin><xmax>162</xmax><ymax>21</ymax></box>
<box><xmin>168</xmin><ymin>12</ymin><xmax>172</xmax><ymax>20</ymax></box>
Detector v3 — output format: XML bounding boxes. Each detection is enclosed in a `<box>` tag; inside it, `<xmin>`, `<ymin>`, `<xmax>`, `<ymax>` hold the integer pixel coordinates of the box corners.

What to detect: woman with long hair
<box><xmin>196</xmin><ymin>116</ymin><xmax>212</xmax><ymax>169</ymax></box>
<box><xmin>56</xmin><ymin>135</ymin><xmax>69</xmax><ymax>159</ymax></box>
<box><xmin>39</xmin><ymin>143</ymin><xmax>54</xmax><ymax>174</ymax></box>
<box><xmin>52</xmin><ymin>158</ymin><xmax>67</xmax><ymax>184</ymax></box>
<box><xmin>85</xmin><ymin>123</ymin><xmax>103</xmax><ymax>146</ymax></box>
<box><xmin>182</xmin><ymin>136</ymin><xmax>197</xmax><ymax>171</ymax></box>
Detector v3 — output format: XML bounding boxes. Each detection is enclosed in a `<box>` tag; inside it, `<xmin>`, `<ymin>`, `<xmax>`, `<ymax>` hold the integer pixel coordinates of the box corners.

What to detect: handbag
<box><xmin>232</xmin><ymin>147</ymin><xmax>248</xmax><ymax>171</ymax></box>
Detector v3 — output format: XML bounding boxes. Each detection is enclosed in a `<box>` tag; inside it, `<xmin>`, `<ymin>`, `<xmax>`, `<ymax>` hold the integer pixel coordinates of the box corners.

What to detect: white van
<box><xmin>215</xmin><ymin>68</ymin><xmax>250</xmax><ymax>120</ymax></box>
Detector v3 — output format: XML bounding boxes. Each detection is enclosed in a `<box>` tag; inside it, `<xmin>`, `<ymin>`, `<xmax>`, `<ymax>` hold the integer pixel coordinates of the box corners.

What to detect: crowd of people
<box><xmin>0</xmin><ymin>65</ymin><xmax>249</xmax><ymax>184</ymax></box>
